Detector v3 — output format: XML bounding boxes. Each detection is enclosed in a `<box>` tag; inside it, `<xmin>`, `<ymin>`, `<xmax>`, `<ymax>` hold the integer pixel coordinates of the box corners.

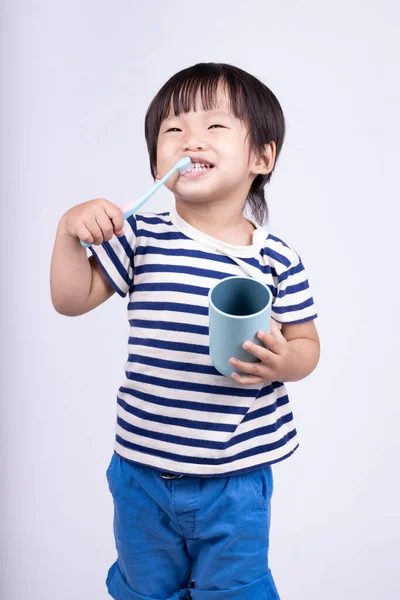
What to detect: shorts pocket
<box><xmin>106</xmin><ymin>452</ymin><xmax>133</xmax><ymax>498</ymax></box>
<box><xmin>106</xmin><ymin>452</ymin><xmax>116</xmax><ymax>479</ymax></box>
<box><xmin>244</xmin><ymin>466</ymin><xmax>273</xmax><ymax>512</ymax></box>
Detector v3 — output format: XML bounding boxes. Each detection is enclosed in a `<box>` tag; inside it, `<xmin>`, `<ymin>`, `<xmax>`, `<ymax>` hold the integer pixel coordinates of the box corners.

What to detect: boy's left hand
<box><xmin>229</xmin><ymin>319</ymin><xmax>290</xmax><ymax>385</ymax></box>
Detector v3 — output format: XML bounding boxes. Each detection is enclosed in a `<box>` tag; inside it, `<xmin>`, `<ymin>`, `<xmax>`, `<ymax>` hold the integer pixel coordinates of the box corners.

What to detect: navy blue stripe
<box><xmin>117</xmin><ymin>411</ymin><xmax>293</xmax><ymax>449</ymax></box>
<box><xmin>128</xmin><ymin>319</ymin><xmax>208</xmax><ymax>336</ymax></box>
<box><xmin>135</xmin><ymin>245</ymin><xmax>246</xmax><ymax>266</ymax></box>
<box><xmin>278</xmin><ymin>260</ymin><xmax>304</xmax><ymax>284</ymax></box>
<box><xmin>242</xmin><ymin>394</ymin><xmax>289</xmax><ymax>423</ymax></box>
<box><xmin>102</xmin><ymin>239</ymin><xmax>133</xmax><ymax>286</ymax></box>
<box><xmin>284</xmin><ymin>280</ymin><xmax>310</xmax><ymax>296</ymax></box>
<box><xmin>117</xmin><ymin>398</ymin><xmax>235</xmax><ymax>432</ymax></box>
<box><xmin>118</xmin><ymin>236</ymin><xmax>135</xmax><ymax>265</ymax></box>
<box><xmin>267</xmin><ymin>233</ymin><xmax>290</xmax><ymax>249</ymax></box>
<box><xmin>260</xmin><ymin>247</ymin><xmax>291</xmax><ymax>269</ymax></box>
<box><xmin>273</xmin><ymin>297</ymin><xmax>315</xmax><ymax>314</ymax></box>
<box><xmin>126</xmin><ymin>214</ymin><xmax>137</xmax><ymax>234</ymax></box>
<box><xmin>118</xmin><ymin>387</ymin><xmax>248</xmax><ymax>415</ymax></box>
<box><xmin>127</xmin><ymin>354</ymin><xmax>217</xmax><ymax>375</ymax></box>
<box><xmin>243</xmin><ymin>256</ymin><xmax>274</xmax><ymax>277</ymax></box>
<box><xmin>274</xmin><ymin>279</ymin><xmax>309</xmax><ymax>300</ymax></box>
<box><xmin>129</xmin><ymin>336</ymin><xmax>209</xmax><ymax>355</ymax></box>
<box><xmin>125</xmin><ymin>372</ymin><xmax>257</xmax><ymax>397</ymax></box>
<box><xmin>257</xmin><ymin>381</ymin><xmax>284</xmax><ymax>397</ymax></box>
<box><xmin>225</xmin><ymin>412</ymin><xmax>294</xmax><ymax>447</ymax></box>
<box><xmin>136</xmin><ymin>215</ymin><xmax>172</xmax><ymax>225</ymax></box>
<box><xmin>115</xmin><ymin>427</ymin><xmax>297</xmax><ymax>466</ymax></box>
<box><xmin>134</xmin><ymin>263</ymin><xmax>231</xmax><ymax>279</ymax></box>
<box><xmin>280</xmin><ymin>314</ymin><xmax>318</xmax><ymax>324</ymax></box>
<box><xmin>136</xmin><ymin>229</ymin><xmax>188</xmax><ymax>241</ymax></box>
<box><xmin>90</xmin><ymin>248</ymin><xmax>125</xmax><ymax>297</ymax></box>
<box><xmin>133</xmin><ymin>282</ymin><xmax>210</xmax><ymax>296</ymax></box>
<box><xmin>128</xmin><ymin>301</ymin><xmax>208</xmax><ymax>316</ymax></box>
<box><xmin>120</xmin><ymin>215</ymin><xmax>136</xmax><ymax>262</ymax></box>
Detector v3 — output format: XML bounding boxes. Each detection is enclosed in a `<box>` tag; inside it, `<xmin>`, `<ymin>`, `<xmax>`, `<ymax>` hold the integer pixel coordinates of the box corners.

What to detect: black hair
<box><xmin>144</xmin><ymin>62</ymin><xmax>286</xmax><ymax>225</ymax></box>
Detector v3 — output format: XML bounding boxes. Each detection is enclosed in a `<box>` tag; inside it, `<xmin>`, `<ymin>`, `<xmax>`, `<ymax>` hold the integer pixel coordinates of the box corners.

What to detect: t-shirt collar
<box><xmin>169</xmin><ymin>207</ymin><xmax>268</xmax><ymax>259</ymax></box>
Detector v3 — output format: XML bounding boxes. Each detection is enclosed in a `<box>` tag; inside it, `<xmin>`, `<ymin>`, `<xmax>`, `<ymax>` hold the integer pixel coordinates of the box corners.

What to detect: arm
<box><xmin>280</xmin><ymin>319</ymin><xmax>320</xmax><ymax>382</ymax></box>
<box><xmin>50</xmin><ymin>223</ymin><xmax>114</xmax><ymax>316</ymax></box>
<box><xmin>50</xmin><ymin>199</ymin><xmax>124</xmax><ymax>316</ymax></box>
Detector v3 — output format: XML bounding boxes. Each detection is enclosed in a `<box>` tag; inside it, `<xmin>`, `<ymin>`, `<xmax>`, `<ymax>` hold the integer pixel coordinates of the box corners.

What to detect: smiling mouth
<box><xmin>181</xmin><ymin>164</ymin><xmax>215</xmax><ymax>178</ymax></box>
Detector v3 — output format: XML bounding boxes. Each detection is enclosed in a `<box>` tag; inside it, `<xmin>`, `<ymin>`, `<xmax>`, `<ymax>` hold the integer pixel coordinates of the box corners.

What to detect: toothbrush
<box><xmin>80</xmin><ymin>156</ymin><xmax>193</xmax><ymax>247</ymax></box>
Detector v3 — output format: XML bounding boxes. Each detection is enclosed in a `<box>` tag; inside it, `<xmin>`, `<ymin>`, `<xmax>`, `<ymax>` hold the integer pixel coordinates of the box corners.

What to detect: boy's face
<box><xmin>156</xmin><ymin>87</ymin><xmax>268</xmax><ymax>207</ymax></box>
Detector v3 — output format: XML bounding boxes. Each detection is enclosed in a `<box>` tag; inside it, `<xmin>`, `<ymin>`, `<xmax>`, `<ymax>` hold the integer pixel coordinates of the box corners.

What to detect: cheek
<box><xmin>221</xmin><ymin>134</ymin><xmax>246</xmax><ymax>159</ymax></box>
<box><xmin>156</xmin><ymin>136</ymin><xmax>172</xmax><ymax>165</ymax></box>
<box><xmin>155</xmin><ymin>137</ymin><xmax>162</xmax><ymax>160</ymax></box>
<box><xmin>155</xmin><ymin>139</ymin><xmax>165</xmax><ymax>175</ymax></box>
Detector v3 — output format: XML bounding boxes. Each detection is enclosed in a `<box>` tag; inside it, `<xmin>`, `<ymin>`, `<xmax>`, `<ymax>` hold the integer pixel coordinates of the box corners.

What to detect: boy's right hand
<box><xmin>61</xmin><ymin>198</ymin><xmax>125</xmax><ymax>246</ymax></box>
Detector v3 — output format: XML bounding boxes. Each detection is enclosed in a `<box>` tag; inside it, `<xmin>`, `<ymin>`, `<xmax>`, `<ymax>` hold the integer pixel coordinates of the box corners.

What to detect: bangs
<box><xmin>146</xmin><ymin>65</ymin><xmax>250</xmax><ymax>142</ymax></box>
<box><xmin>161</xmin><ymin>73</ymin><xmax>247</xmax><ymax>122</ymax></box>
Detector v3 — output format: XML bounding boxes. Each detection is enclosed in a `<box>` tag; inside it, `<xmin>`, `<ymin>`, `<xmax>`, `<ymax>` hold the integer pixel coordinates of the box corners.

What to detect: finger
<box><xmin>231</xmin><ymin>371</ymin><xmax>264</xmax><ymax>385</ymax></box>
<box><xmin>95</xmin><ymin>212</ymin><xmax>115</xmax><ymax>242</ymax></box>
<box><xmin>256</xmin><ymin>329</ymin><xmax>281</xmax><ymax>354</ymax></box>
<box><xmin>241</xmin><ymin>340</ymin><xmax>275</xmax><ymax>362</ymax></box>
<box><xmin>229</xmin><ymin>357</ymin><xmax>271</xmax><ymax>379</ymax></box>
<box><xmin>76</xmin><ymin>223</ymin><xmax>96</xmax><ymax>246</ymax></box>
<box><xmin>103</xmin><ymin>202</ymin><xmax>125</xmax><ymax>236</ymax></box>
<box><xmin>83</xmin><ymin>217</ymin><xmax>104</xmax><ymax>245</ymax></box>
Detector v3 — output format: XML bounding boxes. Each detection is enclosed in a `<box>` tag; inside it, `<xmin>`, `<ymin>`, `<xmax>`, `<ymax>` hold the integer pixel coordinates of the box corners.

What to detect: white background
<box><xmin>1</xmin><ymin>1</ymin><xmax>399</xmax><ymax>598</ymax></box>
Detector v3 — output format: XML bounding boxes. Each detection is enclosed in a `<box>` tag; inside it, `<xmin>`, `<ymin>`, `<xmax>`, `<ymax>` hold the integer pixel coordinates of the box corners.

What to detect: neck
<box><xmin>174</xmin><ymin>201</ymin><xmax>256</xmax><ymax>245</ymax></box>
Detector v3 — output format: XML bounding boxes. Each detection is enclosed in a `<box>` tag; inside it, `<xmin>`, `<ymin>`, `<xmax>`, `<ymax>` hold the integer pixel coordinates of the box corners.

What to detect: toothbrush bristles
<box><xmin>178</xmin><ymin>161</ymin><xmax>193</xmax><ymax>175</ymax></box>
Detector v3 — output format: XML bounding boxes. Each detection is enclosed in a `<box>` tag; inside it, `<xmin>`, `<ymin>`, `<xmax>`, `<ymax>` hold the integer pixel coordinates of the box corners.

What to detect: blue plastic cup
<box><xmin>208</xmin><ymin>276</ymin><xmax>273</xmax><ymax>377</ymax></box>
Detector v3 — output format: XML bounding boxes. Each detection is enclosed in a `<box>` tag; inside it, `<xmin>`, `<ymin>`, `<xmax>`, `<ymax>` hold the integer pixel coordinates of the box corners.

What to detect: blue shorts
<box><xmin>106</xmin><ymin>452</ymin><xmax>281</xmax><ymax>600</ymax></box>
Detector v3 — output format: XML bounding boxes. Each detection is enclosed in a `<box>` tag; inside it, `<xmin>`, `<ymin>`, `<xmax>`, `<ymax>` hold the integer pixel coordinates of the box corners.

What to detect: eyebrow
<box><xmin>163</xmin><ymin>110</ymin><xmax>233</xmax><ymax>123</ymax></box>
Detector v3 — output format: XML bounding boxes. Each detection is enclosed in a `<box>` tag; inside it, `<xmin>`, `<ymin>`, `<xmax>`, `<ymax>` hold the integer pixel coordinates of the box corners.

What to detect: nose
<box><xmin>182</xmin><ymin>130</ymin><xmax>207</xmax><ymax>152</ymax></box>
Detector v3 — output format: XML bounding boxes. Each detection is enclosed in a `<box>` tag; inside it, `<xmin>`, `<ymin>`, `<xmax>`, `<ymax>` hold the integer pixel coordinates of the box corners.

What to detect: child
<box><xmin>50</xmin><ymin>62</ymin><xmax>320</xmax><ymax>600</ymax></box>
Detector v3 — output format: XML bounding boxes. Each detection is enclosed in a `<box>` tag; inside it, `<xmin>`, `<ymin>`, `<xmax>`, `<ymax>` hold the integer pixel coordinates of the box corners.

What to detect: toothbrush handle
<box><xmin>80</xmin><ymin>191</ymin><xmax>157</xmax><ymax>248</ymax></box>
<box><xmin>80</xmin><ymin>166</ymin><xmax>177</xmax><ymax>248</ymax></box>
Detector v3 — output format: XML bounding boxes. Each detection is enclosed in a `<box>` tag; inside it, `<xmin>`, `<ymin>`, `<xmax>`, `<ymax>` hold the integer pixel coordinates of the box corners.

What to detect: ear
<box><xmin>250</xmin><ymin>141</ymin><xmax>276</xmax><ymax>176</ymax></box>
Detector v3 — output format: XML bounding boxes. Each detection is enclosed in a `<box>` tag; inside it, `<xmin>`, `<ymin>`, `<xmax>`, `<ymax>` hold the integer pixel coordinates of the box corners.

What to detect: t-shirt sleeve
<box><xmin>89</xmin><ymin>214</ymin><xmax>137</xmax><ymax>298</ymax></box>
<box><xmin>270</xmin><ymin>241</ymin><xmax>318</xmax><ymax>324</ymax></box>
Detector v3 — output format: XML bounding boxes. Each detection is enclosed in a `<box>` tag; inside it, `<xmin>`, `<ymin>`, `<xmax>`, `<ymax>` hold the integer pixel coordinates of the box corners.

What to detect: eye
<box><xmin>165</xmin><ymin>127</ymin><xmax>182</xmax><ymax>133</ymax></box>
<box><xmin>208</xmin><ymin>124</ymin><xmax>225</xmax><ymax>129</ymax></box>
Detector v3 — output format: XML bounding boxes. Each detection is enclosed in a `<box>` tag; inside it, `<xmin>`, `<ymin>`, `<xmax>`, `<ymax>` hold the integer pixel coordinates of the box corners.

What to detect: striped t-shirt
<box><xmin>90</xmin><ymin>208</ymin><xmax>318</xmax><ymax>477</ymax></box>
